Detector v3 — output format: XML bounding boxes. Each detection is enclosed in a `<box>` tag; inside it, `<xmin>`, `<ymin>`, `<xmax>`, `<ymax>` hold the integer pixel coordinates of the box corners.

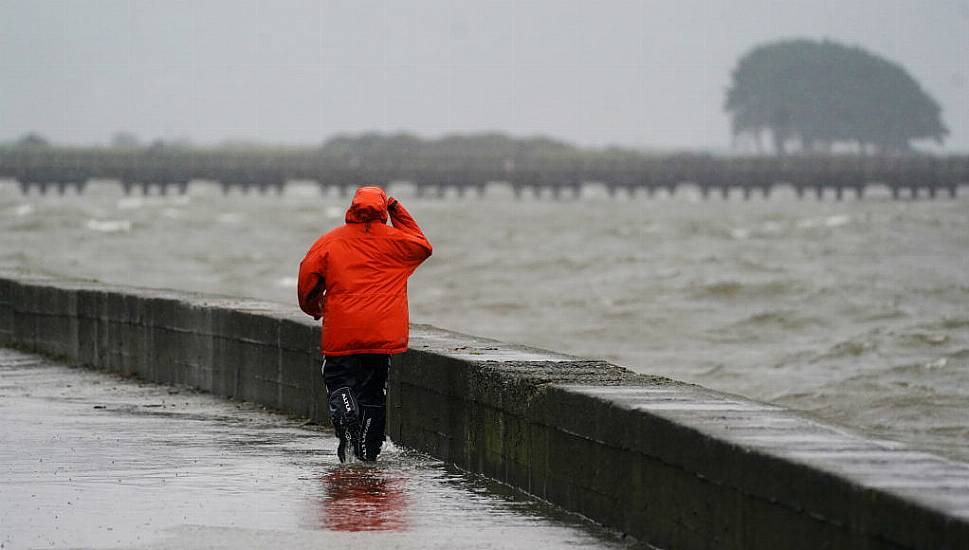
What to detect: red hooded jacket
<box><xmin>297</xmin><ymin>187</ymin><xmax>432</xmax><ymax>356</ymax></box>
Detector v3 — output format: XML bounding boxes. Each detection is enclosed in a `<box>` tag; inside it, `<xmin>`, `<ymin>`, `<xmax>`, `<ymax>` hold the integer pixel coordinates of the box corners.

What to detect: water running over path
<box><xmin>0</xmin><ymin>348</ymin><xmax>640</xmax><ymax>549</ymax></box>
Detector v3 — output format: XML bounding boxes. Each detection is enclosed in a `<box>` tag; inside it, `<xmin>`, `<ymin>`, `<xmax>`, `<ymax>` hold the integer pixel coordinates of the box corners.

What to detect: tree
<box><xmin>319</xmin><ymin>132</ymin><xmax>576</xmax><ymax>162</ymax></box>
<box><xmin>725</xmin><ymin>38</ymin><xmax>948</xmax><ymax>154</ymax></box>
<box><xmin>110</xmin><ymin>131</ymin><xmax>140</xmax><ymax>149</ymax></box>
<box><xmin>15</xmin><ymin>132</ymin><xmax>50</xmax><ymax>147</ymax></box>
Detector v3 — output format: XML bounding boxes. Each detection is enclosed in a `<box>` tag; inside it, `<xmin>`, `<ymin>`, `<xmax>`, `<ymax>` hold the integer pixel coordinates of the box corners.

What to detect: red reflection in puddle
<box><xmin>319</xmin><ymin>467</ymin><xmax>408</xmax><ymax>532</ymax></box>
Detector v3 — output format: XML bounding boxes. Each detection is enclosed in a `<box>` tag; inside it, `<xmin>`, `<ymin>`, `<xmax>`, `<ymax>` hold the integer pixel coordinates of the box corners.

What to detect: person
<box><xmin>297</xmin><ymin>186</ymin><xmax>432</xmax><ymax>463</ymax></box>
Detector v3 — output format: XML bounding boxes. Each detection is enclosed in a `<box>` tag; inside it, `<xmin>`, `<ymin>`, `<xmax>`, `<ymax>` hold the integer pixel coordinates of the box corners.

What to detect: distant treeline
<box><xmin>4</xmin><ymin>130</ymin><xmax>653</xmax><ymax>164</ymax></box>
<box><xmin>3</xmin><ymin>130</ymin><xmax>967</xmax><ymax>201</ymax></box>
<box><xmin>7</xmin><ymin>37</ymin><xmax>952</xmax><ymax>161</ymax></box>
<box><xmin>321</xmin><ymin>132</ymin><xmax>585</xmax><ymax>161</ymax></box>
<box><xmin>2</xmin><ymin>130</ymin><xmax>963</xmax><ymax>185</ymax></box>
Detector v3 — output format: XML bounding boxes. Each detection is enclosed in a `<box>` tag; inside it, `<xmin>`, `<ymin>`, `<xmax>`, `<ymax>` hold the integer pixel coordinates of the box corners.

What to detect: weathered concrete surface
<box><xmin>2</xmin><ymin>272</ymin><xmax>969</xmax><ymax>549</ymax></box>
<box><xmin>0</xmin><ymin>348</ymin><xmax>637</xmax><ymax>550</ymax></box>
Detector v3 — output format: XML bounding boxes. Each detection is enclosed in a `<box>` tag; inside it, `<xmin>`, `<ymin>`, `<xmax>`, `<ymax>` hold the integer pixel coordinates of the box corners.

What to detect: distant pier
<box><xmin>2</xmin><ymin>147</ymin><xmax>967</xmax><ymax>200</ymax></box>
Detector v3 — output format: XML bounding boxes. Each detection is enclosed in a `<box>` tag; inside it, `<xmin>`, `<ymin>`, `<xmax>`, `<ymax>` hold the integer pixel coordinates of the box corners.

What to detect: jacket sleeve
<box><xmin>388</xmin><ymin>200</ymin><xmax>433</xmax><ymax>265</ymax></box>
<box><xmin>297</xmin><ymin>245</ymin><xmax>326</xmax><ymax>319</ymax></box>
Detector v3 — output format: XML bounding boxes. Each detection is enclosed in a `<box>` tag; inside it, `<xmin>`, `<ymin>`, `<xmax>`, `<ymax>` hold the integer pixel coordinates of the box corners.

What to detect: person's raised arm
<box><xmin>387</xmin><ymin>197</ymin><xmax>433</xmax><ymax>260</ymax></box>
<box><xmin>297</xmin><ymin>247</ymin><xmax>326</xmax><ymax>320</ymax></box>
<box><xmin>387</xmin><ymin>197</ymin><xmax>432</xmax><ymax>263</ymax></box>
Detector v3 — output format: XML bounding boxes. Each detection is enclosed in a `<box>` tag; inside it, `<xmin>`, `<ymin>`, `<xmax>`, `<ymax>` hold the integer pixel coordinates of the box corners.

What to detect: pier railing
<box><xmin>1</xmin><ymin>146</ymin><xmax>967</xmax><ymax>199</ymax></box>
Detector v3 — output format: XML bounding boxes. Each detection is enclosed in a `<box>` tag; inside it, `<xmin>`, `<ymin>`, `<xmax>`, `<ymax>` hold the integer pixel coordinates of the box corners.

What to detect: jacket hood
<box><xmin>345</xmin><ymin>186</ymin><xmax>388</xmax><ymax>224</ymax></box>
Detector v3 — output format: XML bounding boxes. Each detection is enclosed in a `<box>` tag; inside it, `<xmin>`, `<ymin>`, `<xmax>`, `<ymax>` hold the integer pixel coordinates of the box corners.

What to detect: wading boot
<box><xmin>329</xmin><ymin>387</ymin><xmax>363</xmax><ymax>463</ymax></box>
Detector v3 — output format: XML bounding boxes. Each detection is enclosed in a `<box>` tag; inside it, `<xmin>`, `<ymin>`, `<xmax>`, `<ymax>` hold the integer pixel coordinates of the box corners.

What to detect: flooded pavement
<box><xmin>0</xmin><ymin>348</ymin><xmax>642</xmax><ymax>549</ymax></box>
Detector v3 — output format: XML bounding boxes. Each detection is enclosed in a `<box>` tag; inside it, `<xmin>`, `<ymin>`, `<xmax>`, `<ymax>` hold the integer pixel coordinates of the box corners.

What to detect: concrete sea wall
<box><xmin>2</xmin><ymin>272</ymin><xmax>968</xmax><ymax>549</ymax></box>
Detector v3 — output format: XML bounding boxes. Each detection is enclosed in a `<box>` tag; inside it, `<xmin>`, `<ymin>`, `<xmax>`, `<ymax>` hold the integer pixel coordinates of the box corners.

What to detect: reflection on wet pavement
<box><xmin>319</xmin><ymin>467</ymin><xmax>408</xmax><ymax>532</ymax></box>
<box><xmin>0</xmin><ymin>348</ymin><xmax>644</xmax><ymax>549</ymax></box>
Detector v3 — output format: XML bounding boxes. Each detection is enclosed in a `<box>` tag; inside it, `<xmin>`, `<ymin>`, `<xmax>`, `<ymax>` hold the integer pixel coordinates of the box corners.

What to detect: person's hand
<box><xmin>387</xmin><ymin>196</ymin><xmax>399</xmax><ymax>213</ymax></box>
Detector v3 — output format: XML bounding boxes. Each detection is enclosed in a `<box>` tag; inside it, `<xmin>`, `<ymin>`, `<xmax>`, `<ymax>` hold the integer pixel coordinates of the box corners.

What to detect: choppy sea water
<box><xmin>2</xmin><ymin>180</ymin><xmax>968</xmax><ymax>461</ymax></box>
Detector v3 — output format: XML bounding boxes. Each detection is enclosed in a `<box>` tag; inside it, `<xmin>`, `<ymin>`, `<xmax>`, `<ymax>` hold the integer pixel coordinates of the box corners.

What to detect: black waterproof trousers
<box><xmin>322</xmin><ymin>354</ymin><xmax>390</xmax><ymax>461</ymax></box>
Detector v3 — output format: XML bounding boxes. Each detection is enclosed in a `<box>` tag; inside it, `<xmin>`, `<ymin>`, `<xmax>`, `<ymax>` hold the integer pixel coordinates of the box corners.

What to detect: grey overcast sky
<box><xmin>2</xmin><ymin>0</ymin><xmax>967</xmax><ymax>151</ymax></box>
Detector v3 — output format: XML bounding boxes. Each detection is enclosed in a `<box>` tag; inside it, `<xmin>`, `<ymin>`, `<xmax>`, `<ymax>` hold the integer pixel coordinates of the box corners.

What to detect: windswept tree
<box><xmin>725</xmin><ymin>39</ymin><xmax>948</xmax><ymax>154</ymax></box>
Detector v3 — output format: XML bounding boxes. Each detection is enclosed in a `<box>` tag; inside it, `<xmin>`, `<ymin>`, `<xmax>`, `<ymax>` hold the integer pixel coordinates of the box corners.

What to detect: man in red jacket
<box><xmin>298</xmin><ymin>186</ymin><xmax>432</xmax><ymax>463</ymax></box>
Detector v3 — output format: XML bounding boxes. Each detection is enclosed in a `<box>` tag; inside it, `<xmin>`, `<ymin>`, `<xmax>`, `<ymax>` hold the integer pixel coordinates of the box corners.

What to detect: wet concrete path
<box><xmin>0</xmin><ymin>348</ymin><xmax>642</xmax><ymax>549</ymax></box>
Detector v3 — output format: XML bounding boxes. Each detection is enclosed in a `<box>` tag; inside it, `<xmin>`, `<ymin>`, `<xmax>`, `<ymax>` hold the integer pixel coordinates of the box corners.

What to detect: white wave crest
<box><xmin>795</xmin><ymin>215</ymin><xmax>851</xmax><ymax>229</ymax></box>
<box><xmin>86</xmin><ymin>219</ymin><xmax>131</xmax><ymax>233</ymax></box>
<box><xmin>12</xmin><ymin>204</ymin><xmax>34</xmax><ymax>217</ymax></box>
<box><xmin>760</xmin><ymin>221</ymin><xmax>784</xmax><ymax>234</ymax></box>
<box><xmin>116</xmin><ymin>197</ymin><xmax>143</xmax><ymax>210</ymax></box>
<box><xmin>825</xmin><ymin>215</ymin><xmax>851</xmax><ymax>227</ymax></box>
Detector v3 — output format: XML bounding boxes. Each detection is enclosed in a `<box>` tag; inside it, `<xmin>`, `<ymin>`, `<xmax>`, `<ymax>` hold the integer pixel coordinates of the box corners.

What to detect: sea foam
<box><xmin>86</xmin><ymin>219</ymin><xmax>132</xmax><ymax>233</ymax></box>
